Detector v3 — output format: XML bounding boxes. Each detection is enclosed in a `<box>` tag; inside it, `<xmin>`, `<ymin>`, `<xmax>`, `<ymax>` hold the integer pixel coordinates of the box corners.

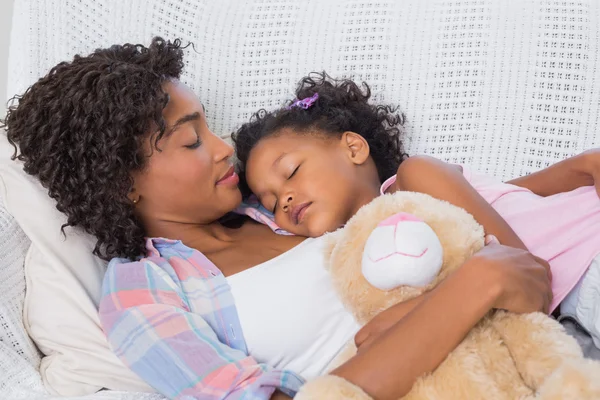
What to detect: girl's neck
<box><xmin>347</xmin><ymin>158</ymin><xmax>387</xmax><ymax>217</ymax></box>
<box><xmin>348</xmin><ymin>176</ymin><xmax>382</xmax><ymax>218</ymax></box>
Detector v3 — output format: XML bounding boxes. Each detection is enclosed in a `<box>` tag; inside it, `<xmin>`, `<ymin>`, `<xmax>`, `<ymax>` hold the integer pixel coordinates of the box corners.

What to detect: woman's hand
<box><xmin>354</xmin><ymin>235</ymin><xmax>504</xmax><ymax>351</ymax></box>
<box><xmin>355</xmin><ymin>238</ymin><xmax>552</xmax><ymax>353</ymax></box>
<box><xmin>333</xmin><ymin>239</ymin><xmax>553</xmax><ymax>400</ymax></box>
<box><xmin>467</xmin><ymin>242</ymin><xmax>552</xmax><ymax>314</ymax></box>
<box><xmin>485</xmin><ymin>233</ymin><xmax>553</xmax><ymax>283</ymax></box>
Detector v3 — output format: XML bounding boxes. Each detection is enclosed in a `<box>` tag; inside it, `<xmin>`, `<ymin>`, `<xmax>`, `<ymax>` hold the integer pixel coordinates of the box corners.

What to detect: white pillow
<box><xmin>0</xmin><ymin>136</ymin><xmax>154</xmax><ymax>396</ymax></box>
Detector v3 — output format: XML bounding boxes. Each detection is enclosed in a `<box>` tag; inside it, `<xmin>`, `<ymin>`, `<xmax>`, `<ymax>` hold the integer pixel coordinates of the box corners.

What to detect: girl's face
<box><xmin>245</xmin><ymin>129</ymin><xmax>380</xmax><ymax>237</ymax></box>
<box><xmin>132</xmin><ymin>80</ymin><xmax>242</xmax><ymax>227</ymax></box>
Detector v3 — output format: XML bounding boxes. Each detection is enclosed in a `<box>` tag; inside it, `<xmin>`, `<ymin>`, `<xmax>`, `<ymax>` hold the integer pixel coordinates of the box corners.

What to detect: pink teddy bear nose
<box><xmin>378</xmin><ymin>212</ymin><xmax>423</xmax><ymax>227</ymax></box>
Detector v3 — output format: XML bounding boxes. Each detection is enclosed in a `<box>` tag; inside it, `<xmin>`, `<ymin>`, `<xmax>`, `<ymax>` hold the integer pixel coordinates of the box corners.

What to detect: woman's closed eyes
<box><xmin>185</xmin><ymin>134</ymin><xmax>202</xmax><ymax>149</ymax></box>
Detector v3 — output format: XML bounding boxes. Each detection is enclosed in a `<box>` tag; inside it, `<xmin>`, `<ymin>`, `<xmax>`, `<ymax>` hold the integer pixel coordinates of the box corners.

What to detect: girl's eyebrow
<box><xmin>272</xmin><ymin>152</ymin><xmax>288</xmax><ymax>170</ymax></box>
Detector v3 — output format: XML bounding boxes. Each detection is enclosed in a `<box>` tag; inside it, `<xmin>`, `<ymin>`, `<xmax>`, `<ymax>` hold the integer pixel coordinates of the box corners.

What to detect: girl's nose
<box><xmin>281</xmin><ymin>194</ymin><xmax>294</xmax><ymax>212</ymax></box>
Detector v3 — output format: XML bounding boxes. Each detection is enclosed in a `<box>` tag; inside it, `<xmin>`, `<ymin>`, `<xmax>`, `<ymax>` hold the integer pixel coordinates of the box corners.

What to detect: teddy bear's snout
<box><xmin>361</xmin><ymin>213</ymin><xmax>444</xmax><ymax>291</ymax></box>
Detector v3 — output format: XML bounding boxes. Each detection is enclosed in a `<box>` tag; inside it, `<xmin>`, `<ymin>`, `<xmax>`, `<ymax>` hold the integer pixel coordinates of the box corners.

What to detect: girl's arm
<box><xmin>393</xmin><ymin>155</ymin><xmax>527</xmax><ymax>250</ymax></box>
<box><xmin>335</xmin><ymin>243</ymin><xmax>551</xmax><ymax>400</ymax></box>
<box><xmin>506</xmin><ymin>149</ymin><xmax>599</xmax><ymax>196</ymax></box>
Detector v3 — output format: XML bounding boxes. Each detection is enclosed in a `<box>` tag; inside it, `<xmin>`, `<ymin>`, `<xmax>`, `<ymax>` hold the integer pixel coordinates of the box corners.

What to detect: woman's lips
<box><xmin>216</xmin><ymin>166</ymin><xmax>239</xmax><ymax>186</ymax></box>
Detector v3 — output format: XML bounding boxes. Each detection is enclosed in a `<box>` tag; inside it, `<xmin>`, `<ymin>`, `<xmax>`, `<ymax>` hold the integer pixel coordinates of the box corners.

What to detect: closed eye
<box><xmin>184</xmin><ymin>132</ymin><xmax>202</xmax><ymax>149</ymax></box>
<box><xmin>288</xmin><ymin>165</ymin><xmax>300</xmax><ymax>179</ymax></box>
<box><xmin>185</xmin><ymin>135</ymin><xmax>202</xmax><ymax>149</ymax></box>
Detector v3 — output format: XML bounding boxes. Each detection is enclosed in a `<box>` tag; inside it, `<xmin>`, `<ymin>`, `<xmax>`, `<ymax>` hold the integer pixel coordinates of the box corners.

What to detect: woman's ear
<box><xmin>341</xmin><ymin>131</ymin><xmax>370</xmax><ymax>165</ymax></box>
<box><xmin>128</xmin><ymin>188</ymin><xmax>141</xmax><ymax>205</ymax></box>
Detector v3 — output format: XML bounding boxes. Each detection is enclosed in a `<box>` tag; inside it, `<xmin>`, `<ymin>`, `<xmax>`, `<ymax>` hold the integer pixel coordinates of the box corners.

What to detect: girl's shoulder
<box><xmin>381</xmin><ymin>156</ymin><xmax>466</xmax><ymax>195</ymax></box>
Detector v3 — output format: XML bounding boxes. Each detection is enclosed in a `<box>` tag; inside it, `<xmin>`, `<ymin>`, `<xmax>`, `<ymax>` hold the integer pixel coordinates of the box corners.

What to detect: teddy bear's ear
<box><xmin>323</xmin><ymin>229</ymin><xmax>345</xmax><ymax>271</ymax></box>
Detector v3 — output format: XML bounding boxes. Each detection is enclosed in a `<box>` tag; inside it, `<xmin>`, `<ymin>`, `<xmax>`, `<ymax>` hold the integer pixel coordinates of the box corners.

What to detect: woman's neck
<box><xmin>143</xmin><ymin>216</ymin><xmax>306</xmax><ymax>276</ymax></box>
<box><xmin>143</xmin><ymin>216</ymin><xmax>238</xmax><ymax>255</ymax></box>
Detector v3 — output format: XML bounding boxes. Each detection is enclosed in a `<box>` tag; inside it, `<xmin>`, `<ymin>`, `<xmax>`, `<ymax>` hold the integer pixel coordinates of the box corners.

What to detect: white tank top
<box><xmin>226</xmin><ymin>237</ymin><xmax>361</xmax><ymax>379</ymax></box>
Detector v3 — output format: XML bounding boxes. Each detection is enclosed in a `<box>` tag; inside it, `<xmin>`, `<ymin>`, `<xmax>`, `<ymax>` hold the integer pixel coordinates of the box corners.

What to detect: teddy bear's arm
<box><xmin>491</xmin><ymin>311</ymin><xmax>584</xmax><ymax>389</ymax></box>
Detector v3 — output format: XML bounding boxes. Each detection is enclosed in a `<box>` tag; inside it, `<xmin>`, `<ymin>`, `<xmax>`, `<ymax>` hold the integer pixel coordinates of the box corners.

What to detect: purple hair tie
<box><xmin>286</xmin><ymin>92</ymin><xmax>319</xmax><ymax>110</ymax></box>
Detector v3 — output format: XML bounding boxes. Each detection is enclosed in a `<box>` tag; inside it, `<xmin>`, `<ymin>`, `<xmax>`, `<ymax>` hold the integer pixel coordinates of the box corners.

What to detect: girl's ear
<box><xmin>341</xmin><ymin>131</ymin><xmax>370</xmax><ymax>165</ymax></box>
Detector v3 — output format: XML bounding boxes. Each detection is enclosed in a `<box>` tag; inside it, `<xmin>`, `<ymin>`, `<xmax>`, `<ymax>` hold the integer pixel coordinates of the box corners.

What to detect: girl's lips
<box><xmin>216</xmin><ymin>167</ymin><xmax>239</xmax><ymax>186</ymax></box>
<box><xmin>291</xmin><ymin>202</ymin><xmax>311</xmax><ymax>224</ymax></box>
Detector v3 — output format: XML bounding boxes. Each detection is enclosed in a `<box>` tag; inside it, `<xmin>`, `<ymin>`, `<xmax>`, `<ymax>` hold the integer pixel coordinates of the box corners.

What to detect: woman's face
<box><xmin>132</xmin><ymin>80</ymin><xmax>241</xmax><ymax>226</ymax></box>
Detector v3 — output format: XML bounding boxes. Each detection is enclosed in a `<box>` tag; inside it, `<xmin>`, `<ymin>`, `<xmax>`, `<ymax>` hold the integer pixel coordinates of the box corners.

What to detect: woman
<box><xmin>2</xmin><ymin>38</ymin><xmax>552</xmax><ymax>400</ymax></box>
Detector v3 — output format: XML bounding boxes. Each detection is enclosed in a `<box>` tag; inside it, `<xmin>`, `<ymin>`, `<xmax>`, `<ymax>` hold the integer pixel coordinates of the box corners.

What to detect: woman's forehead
<box><xmin>162</xmin><ymin>80</ymin><xmax>205</xmax><ymax>120</ymax></box>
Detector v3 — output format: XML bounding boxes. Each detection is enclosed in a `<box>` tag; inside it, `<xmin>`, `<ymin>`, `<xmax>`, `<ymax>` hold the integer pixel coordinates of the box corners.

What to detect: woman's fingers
<box><xmin>471</xmin><ymin>243</ymin><xmax>552</xmax><ymax>314</ymax></box>
<box><xmin>527</xmin><ymin>254</ymin><xmax>552</xmax><ymax>314</ymax></box>
<box><xmin>532</xmin><ymin>255</ymin><xmax>553</xmax><ymax>313</ymax></box>
<box><xmin>483</xmin><ymin>235</ymin><xmax>552</xmax><ymax>288</ymax></box>
<box><xmin>533</xmin><ymin>255</ymin><xmax>552</xmax><ymax>282</ymax></box>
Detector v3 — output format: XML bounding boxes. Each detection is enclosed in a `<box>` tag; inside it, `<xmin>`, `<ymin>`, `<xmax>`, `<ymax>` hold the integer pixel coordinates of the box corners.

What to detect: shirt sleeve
<box><xmin>98</xmin><ymin>257</ymin><xmax>304</xmax><ymax>400</ymax></box>
<box><xmin>380</xmin><ymin>175</ymin><xmax>397</xmax><ymax>195</ymax></box>
<box><xmin>234</xmin><ymin>196</ymin><xmax>293</xmax><ymax>236</ymax></box>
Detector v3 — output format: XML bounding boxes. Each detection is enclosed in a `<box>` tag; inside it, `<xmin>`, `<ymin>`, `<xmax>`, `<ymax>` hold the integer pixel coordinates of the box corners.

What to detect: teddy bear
<box><xmin>295</xmin><ymin>191</ymin><xmax>600</xmax><ymax>400</ymax></box>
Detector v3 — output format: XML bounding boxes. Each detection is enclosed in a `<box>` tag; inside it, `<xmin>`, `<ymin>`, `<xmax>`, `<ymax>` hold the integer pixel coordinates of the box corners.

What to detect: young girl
<box><xmin>233</xmin><ymin>72</ymin><xmax>600</xmax><ymax>347</ymax></box>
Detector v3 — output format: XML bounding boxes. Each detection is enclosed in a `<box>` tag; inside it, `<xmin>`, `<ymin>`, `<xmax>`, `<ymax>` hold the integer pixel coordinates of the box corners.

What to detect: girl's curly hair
<box><xmin>1</xmin><ymin>37</ymin><xmax>185</xmax><ymax>261</ymax></box>
<box><xmin>232</xmin><ymin>72</ymin><xmax>409</xmax><ymax>197</ymax></box>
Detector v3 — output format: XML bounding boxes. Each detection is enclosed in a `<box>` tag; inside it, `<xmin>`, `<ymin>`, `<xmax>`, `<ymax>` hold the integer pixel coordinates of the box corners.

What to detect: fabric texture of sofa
<box><xmin>1</xmin><ymin>0</ymin><xmax>600</xmax><ymax>398</ymax></box>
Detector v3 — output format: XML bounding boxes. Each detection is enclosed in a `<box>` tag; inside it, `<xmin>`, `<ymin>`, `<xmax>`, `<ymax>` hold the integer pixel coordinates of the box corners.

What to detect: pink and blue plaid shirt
<box><xmin>99</xmin><ymin>237</ymin><xmax>304</xmax><ymax>400</ymax></box>
<box><xmin>234</xmin><ymin>196</ymin><xmax>291</xmax><ymax>235</ymax></box>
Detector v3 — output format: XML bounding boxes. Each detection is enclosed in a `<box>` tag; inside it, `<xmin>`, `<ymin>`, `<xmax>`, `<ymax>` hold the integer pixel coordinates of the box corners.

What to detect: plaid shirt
<box><xmin>234</xmin><ymin>196</ymin><xmax>291</xmax><ymax>236</ymax></box>
<box><xmin>99</xmin><ymin>238</ymin><xmax>305</xmax><ymax>400</ymax></box>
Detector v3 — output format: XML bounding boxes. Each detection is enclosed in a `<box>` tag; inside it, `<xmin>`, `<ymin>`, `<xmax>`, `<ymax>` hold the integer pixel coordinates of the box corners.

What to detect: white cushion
<box><xmin>0</xmin><ymin>180</ymin><xmax>46</xmax><ymax>400</ymax></box>
<box><xmin>0</xmin><ymin>138</ymin><xmax>154</xmax><ymax>396</ymax></box>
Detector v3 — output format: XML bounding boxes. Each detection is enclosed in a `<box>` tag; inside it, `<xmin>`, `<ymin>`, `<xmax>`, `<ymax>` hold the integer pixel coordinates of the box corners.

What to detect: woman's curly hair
<box><xmin>1</xmin><ymin>37</ymin><xmax>185</xmax><ymax>261</ymax></box>
<box><xmin>232</xmin><ymin>72</ymin><xmax>409</xmax><ymax>197</ymax></box>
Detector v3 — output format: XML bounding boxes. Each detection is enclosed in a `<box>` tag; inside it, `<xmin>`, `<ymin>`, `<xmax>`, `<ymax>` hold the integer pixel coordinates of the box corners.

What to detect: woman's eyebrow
<box><xmin>167</xmin><ymin>111</ymin><xmax>201</xmax><ymax>135</ymax></box>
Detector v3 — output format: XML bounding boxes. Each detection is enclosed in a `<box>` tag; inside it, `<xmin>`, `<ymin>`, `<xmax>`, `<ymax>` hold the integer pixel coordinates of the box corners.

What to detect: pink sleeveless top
<box><xmin>381</xmin><ymin>166</ymin><xmax>600</xmax><ymax>312</ymax></box>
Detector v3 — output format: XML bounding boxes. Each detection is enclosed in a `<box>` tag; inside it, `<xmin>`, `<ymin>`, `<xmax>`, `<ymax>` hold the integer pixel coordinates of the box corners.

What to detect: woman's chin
<box><xmin>219</xmin><ymin>188</ymin><xmax>243</xmax><ymax>213</ymax></box>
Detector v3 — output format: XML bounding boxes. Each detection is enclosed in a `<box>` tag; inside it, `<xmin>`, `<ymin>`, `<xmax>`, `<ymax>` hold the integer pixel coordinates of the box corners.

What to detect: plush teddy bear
<box><xmin>296</xmin><ymin>191</ymin><xmax>600</xmax><ymax>400</ymax></box>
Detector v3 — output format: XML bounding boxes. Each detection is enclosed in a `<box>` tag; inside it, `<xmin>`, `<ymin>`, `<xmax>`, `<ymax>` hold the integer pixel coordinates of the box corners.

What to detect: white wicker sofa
<box><xmin>1</xmin><ymin>0</ymin><xmax>600</xmax><ymax>399</ymax></box>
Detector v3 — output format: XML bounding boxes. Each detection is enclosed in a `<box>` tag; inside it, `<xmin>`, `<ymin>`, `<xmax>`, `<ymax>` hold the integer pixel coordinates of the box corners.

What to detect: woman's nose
<box><xmin>212</xmin><ymin>133</ymin><xmax>234</xmax><ymax>162</ymax></box>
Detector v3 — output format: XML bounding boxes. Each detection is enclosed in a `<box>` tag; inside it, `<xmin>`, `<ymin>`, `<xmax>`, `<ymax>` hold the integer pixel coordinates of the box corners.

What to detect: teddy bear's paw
<box><xmin>535</xmin><ymin>359</ymin><xmax>600</xmax><ymax>400</ymax></box>
<box><xmin>295</xmin><ymin>375</ymin><xmax>373</xmax><ymax>400</ymax></box>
